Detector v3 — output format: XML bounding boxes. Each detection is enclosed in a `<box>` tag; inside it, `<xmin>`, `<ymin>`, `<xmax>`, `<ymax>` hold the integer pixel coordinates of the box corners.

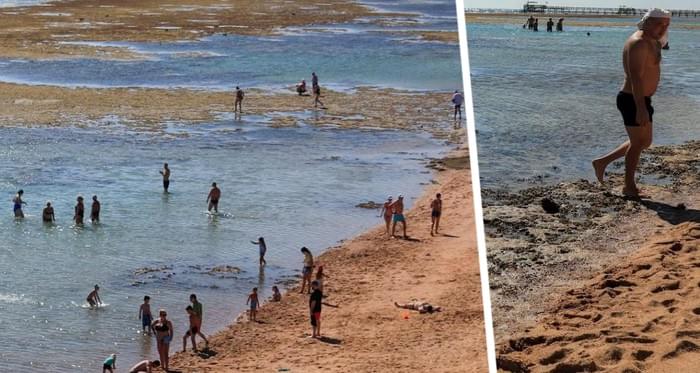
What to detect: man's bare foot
<box><xmin>430</xmin><ymin>231</ymin><xmax>434</xmax><ymax>236</ymax></box>
<box><xmin>592</xmin><ymin>159</ymin><xmax>606</xmax><ymax>185</ymax></box>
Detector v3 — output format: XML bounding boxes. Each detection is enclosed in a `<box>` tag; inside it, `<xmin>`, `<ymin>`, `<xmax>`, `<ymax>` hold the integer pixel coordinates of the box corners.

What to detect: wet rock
<box><xmin>541</xmin><ymin>198</ymin><xmax>560</xmax><ymax>214</ymax></box>
<box><xmin>356</xmin><ymin>201</ymin><xmax>381</xmax><ymax>209</ymax></box>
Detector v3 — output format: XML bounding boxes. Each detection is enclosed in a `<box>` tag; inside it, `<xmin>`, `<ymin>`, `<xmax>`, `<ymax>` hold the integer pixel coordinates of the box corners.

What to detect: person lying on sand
<box><xmin>128</xmin><ymin>359</ymin><xmax>160</xmax><ymax>373</ymax></box>
<box><xmin>87</xmin><ymin>285</ymin><xmax>102</xmax><ymax>308</ymax></box>
<box><xmin>394</xmin><ymin>300</ymin><xmax>442</xmax><ymax>314</ymax></box>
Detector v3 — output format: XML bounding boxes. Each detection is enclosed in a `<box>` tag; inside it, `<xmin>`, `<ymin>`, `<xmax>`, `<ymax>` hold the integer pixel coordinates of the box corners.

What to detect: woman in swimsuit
<box><xmin>380</xmin><ymin>196</ymin><xmax>393</xmax><ymax>236</ymax></box>
<box><xmin>152</xmin><ymin>309</ymin><xmax>173</xmax><ymax>371</ymax></box>
<box><xmin>13</xmin><ymin>190</ymin><xmax>25</xmax><ymax>218</ymax></box>
<box><xmin>300</xmin><ymin>247</ymin><xmax>314</xmax><ymax>294</ymax></box>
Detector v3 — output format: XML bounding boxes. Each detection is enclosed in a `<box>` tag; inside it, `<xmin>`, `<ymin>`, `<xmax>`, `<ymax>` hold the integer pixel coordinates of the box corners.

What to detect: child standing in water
<box><xmin>251</xmin><ymin>237</ymin><xmax>267</xmax><ymax>266</ymax></box>
<box><xmin>246</xmin><ymin>287</ymin><xmax>259</xmax><ymax>321</ymax></box>
<box><xmin>139</xmin><ymin>296</ymin><xmax>154</xmax><ymax>334</ymax></box>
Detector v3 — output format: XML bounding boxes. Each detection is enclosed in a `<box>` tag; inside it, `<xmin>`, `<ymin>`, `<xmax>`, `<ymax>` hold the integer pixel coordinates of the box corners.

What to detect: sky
<box><xmin>465</xmin><ymin>1</ymin><xmax>699</xmax><ymax>10</ymax></box>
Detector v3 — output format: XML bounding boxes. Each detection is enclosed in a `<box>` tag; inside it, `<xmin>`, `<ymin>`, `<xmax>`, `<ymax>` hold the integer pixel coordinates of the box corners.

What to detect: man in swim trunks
<box><xmin>452</xmin><ymin>90</ymin><xmax>464</xmax><ymax>122</ymax></box>
<box><xmin>234</xmin><ymin>86</ymin><xmax>244</xmax><ymax>113</ymax></box>
<box><xmin>592</xmin><ymin>9</ymin><xmax>670</xmax><ymax>199</ymax></box>
<box><xmin>159</xmin><ymin>163</ymin><xmax>170</xmax><ymax>193</ymax></box>
<box><xmin>390</xmin><ymin>194</ymin><xmax>407</xmax><ymax>239</ymax></box>
<box><xmin>74</xmin><ymin>196</ymin><xmax>85</xmax><ymax>225</ymax></box>
<box><xmin>13</xmin><ymin>190</ymin><xmax>26</xmax><ymax>218</ymax></box>
<box><xmin>102</xmin><ymin>353</ymin><xmax>116</xmax><ymax>373</ymax></box>
<box><xmin>91</xmin><ymin>195</ymin><xmax>100</xmax><ymax>223</ymax></box>
<box><xmin>42</xmin><ymin>201</ymin><xmax>55</xmax><ymax>223</ymax></box>
<box><xmin>394</xmin><ymin>300</ymin><xmax>442</xmax><ymax>314</ymax></box>
<box><xmin>430</xmin><ymin>193</ymin><xmax>442</xmax><ymax>236</ymax></box>
<box><xmin>380</xmin><ymin>195</ymin><xmax>393</xmax><ymax>236</ymax></box>
<box><xmin>207</xmin><ymin>182</ymin><xmax>221</xmax><ymax>213</ymax></box>
<box><xmin>87</xmin><ymin>284</ymin><xmax>102</xmax><ymax>308</ymax></box>
<box><xmin>128</xmin><ymin>359</ymin><xmax>160</xmax><ymax>373</ymax></box>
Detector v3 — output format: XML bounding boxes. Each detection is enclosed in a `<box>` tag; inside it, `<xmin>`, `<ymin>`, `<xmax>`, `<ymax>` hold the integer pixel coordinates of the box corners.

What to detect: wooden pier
<box><xmin>521</xmin><ymin>2</ymin><xmax>699</xmax><ymax>17</ymax></box>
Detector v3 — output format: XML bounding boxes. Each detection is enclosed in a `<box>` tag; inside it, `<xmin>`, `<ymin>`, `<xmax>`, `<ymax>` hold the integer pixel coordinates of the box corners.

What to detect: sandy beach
<box><xmin>484</xmin><ymin>141</ymin><xmax>700</xmax><ymax>371</ymax></box>
<box><xmin>167</xmin><ymin>147</ymin><xmax>487</xmax><ymax>372</ymax></box>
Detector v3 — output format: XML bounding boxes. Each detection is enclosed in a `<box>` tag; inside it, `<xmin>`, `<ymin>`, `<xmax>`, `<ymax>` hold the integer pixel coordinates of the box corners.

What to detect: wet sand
<box><xmin>168</xmin><ymin>147</ymin><xmax>488</xmax><ymax>372</ymax></box>
<box><xmin>0</xmin><ymin>0</ymin><xmax>383</xmax><ymax>60</ymax></box>
<box><xmin>484</xmin><ymin>141</ymin><xmax>700</xmax><ymax>371</ymax></box>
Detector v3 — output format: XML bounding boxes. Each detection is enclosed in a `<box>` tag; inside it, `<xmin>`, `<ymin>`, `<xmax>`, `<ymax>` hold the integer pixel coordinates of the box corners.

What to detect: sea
<box><xmin>0</xmin><ymin>1</ymin><xmax>463</xmax><ymax>371</ymax></box>
<box><xmin>467</xmin><ymin>16</ymin><xmax>700</xmax><ymax>189</ymax></box>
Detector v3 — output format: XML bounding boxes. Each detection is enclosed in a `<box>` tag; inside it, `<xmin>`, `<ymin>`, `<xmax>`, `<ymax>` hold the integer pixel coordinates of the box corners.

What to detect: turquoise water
<box><xmin>0</xmin><ymin>1</ymin><xmax>462</xmax><ymax>371</ymax></box>
<box><xmin>468</xmin><ymin>20</ymin><xmax>700</xmax><ymax>188</ymax></box>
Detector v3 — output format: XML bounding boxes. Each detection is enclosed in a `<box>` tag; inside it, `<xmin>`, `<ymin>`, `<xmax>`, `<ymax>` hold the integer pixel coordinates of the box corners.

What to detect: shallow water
<box><xmin>0</xmin><ymin>121</ymin><xmax>444</xmax><ymax>371</ymax></box>
<box><xmin>0</xmin><ymin>1</ymin><xmax>462</xmax><ymax>370</ymax></box>
<box><xmin>468</xmin><ymin>20</ymin><xmax>700</xmax><ymax>189</ymax></box>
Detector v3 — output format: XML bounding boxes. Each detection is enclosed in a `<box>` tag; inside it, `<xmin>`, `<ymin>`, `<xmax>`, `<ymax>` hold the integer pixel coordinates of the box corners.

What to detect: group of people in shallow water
<box><xmin>523</xmin><ymin>16</ymin><xmax>564</xmax><ymax>32</ymax></box>
<box><xmin>12</xmin><ymin>189</ymin><xmax>101</xmax><ymax>225</ymax></box>
<box><xmin>379</xmin><ymin>192</ymin><xmax>443</xmax><ymax>238</ymax></box>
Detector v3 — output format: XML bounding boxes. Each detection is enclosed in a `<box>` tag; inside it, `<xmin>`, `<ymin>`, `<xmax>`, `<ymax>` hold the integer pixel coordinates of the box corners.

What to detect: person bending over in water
<box><xmin>251</xmin><ymin>237</ymin><xmax>267</xmax><ymax>266</ymax></box>
<box><xmin>91</xmin><ymin>195</ymin><xmax>100</xmax><ymax>223</ymax></box>
<box><xmin>128</xmin><ymin>359</ymin><xmax>160</xmax><ymax>373</ymax></box>
<box><xmin>42</xmin><ymin>201</ymin><xmax>55</xmax><ymax>223</ymax></box>
<box><xmin>390</xmin><ymin>195</ymin><xmax>407</xmax><ymax>239</ymax></box>
<box><xmin>102</xmin><ymin>353</ymin><xmax>116</xmax><ymax>373</ymax></box>
<box><xmin>13</xmin><ymin>190</ymin><xmax>26</xmax><ymax>218</ymax></box>
<box><xmin>87</xmin><ymin>284</ymin><xmax>102</xmax><ymax>308</ymax></box>
<box><xmin>159</xmin><ymin>163</ymin><xmax>170</xmax><ymax>193</ymax></box>
<box><xmin>394</xmin><ymin>300</ymin><xmax>442</xmax><ymax>314</ymax></box>
<box><xmin>592</xmin><ymin>9</ymin><xmax>670</xmax><ymax>199</ymax></box>
<box><xmin>207</xmin><ymin>182</ymin><xmax>221</xmax><ymax>213</ymax></box>
<box><xmin>296</xmin><ymin>79</ymin><xmax>307</xmax><ymax>95</ymax></box>
<box><xmin>74</xmin><ymin>196</ymin><xmax>85</xmax><ymax>225</ymax></box>
<box><xmin>430</xmin><ymin>193</ymin><xmax>442</xmax><ymax>236</ymax></box>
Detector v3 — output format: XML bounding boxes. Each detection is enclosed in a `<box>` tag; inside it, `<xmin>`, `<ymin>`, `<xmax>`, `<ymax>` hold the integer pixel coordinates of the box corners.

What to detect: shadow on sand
<box><xmin>640</xmin><ymin>199</ymin><xmax>700</xmax><ymax>225</ymax></box>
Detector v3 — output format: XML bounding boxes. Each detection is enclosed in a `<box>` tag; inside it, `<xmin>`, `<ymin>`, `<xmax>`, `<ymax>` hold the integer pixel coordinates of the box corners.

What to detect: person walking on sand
<box><xmin>159</xmin><ymin>163</ymin><xmax>170</xmax><ymax>193</ymax></box>
<box><xmin>139</xmin><ymin>295</ymin><xmax>154</xmax><ymax>334</ymax></box>
<box><xmin>300</xmin><ymin>247</ymin><xmax>314</xmax><ymax>294</ymax></box>
<box><xmin>190</xmin><ymin>294</ymin><xmax>203</xmax><ymax>326</ymax></box>
<box><xmin>42</xmin><ymin>201</ymin><xmax>55</xmax><ymax>223</ymax></box>
<box><xmin>430</xmin><ymin>193</ymin><xmax>443</xmax><ymax>236</ymax></box>
<box><xmin>12</xmin><ymin>190</ymin><xmax>26</xmax><ymax>218</ymax></box>
<box><xmin>182</xmin><ymin>305</ymin><xmax>208</xmax><ymax>352</ymax></box>
<box><xmin>102</xmin><ymin>353</ymin><xmax>116</xmax><ymax>373</ymax></box>
<box><xmin>379</xmin><ymin>195</ymin><xmax>393</xmax><ymax>236</ymax></box>
<box><xmin>390</xmin><ymin>194</ymin><xmax>407</xmax><ymax>239</ymax></box>
<box><xmin>234</xmin><ymin>86</ymin><xmax>244</xmax><ymax>113</ymax></box>
<box><xmin>152</xmin><ymin>309</ymin><xmax>173</xmax><ymax>371</ymax></box>
<box><xmin>451</xmin><ymin>90</ymin><xmax>464</xmax><ymax>122</ymax></box>
<box><xmin>128</xmin><ymin>359</ymin><xmax>160</xmax><ymax>373</ymax></box>
<box><xmin>592</xmin><ymin>9</ymin><xmax>670</xmax><ymax>199</ymax></box>
<box><xmin>91</xmin><ymin>195</ymin><xmax>100</xmax><ymax>223</ymax></box>
<box><xmin>74</xmin><ymin>196</ymin><xmax>84</xmax><ymax>225</ymax></box>
<box><xmin>309</xmin><ymin>280</ymin><xmax>323</xmax><ymax>338</ymax></box>
<box><xmin>207</xmin><ymin>182</ymin><xmax>221</xmax><ymax>213</ymax></box>
<box><xmin>313</xmin><ymin>84</ymin><xmax>325</xmax><ymax>109</ymax></box>
<box><xmin>246</xmin><ymin>287</ymin><xmax>259</xmax><ymax>322</ymax></box>
<box><xmin>87</xmin><ymin>284</ymin><xmax>102</xmax><ymax>308</ymax></box>
<box><xmin>251</xmin><ymin>237</ymin><xmax>267</xmax><ymax>266</ymax></box>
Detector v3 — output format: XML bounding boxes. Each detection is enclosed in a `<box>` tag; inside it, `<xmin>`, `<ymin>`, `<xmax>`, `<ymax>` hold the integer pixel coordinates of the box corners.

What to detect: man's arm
<box><xmin>627</xmin><ymin>39</ymin><xmax>652</xmax><ymax>126</ymax></box>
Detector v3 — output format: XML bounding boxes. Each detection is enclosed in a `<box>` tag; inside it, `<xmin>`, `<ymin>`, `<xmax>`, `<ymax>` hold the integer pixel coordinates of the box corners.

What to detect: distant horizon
<box><xmin>465</xmin><ymin>1</ymin><xmax>699</xmax><ymax>10</ymax></box>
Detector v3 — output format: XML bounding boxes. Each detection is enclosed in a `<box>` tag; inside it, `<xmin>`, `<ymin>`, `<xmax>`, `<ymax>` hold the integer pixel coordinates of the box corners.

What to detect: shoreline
<box><xmin>168</xmin><ymin>146</ymin><xmax>488</xmax><ymax>372</ymax></box>
<box><xmin>465</xmin><ymin>12</ymin><xmax>700</xmax><ymax>29</ymax></box>
<box><xmin>484</xmin><ymin>141</ymin><xmax>700</xmax><ymax>370</ymax></box>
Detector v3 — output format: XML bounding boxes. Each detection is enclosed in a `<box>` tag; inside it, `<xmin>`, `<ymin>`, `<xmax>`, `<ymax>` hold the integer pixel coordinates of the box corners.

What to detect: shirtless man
<box><xmin>42</xmin><ymin>202</ymin><xmax>55</xmax><ymax>223</ymax></box>
<box><xmin>390</xmin><ymin>194</ymin><xmax>407</xmax><ymax>239</ymax></box>
<box><xmin>128</xmin><ymin>360</ymin><xmax>160</xmax><ymax>373</ymax></box>
<box><xmin>159</xmin><ymin>163</ymin><xmax>170</xmax><ymax>193</ymax></box>
<box><xmin>430</xmin><ymin>193</ymin><xmax>442</xmax><ymax>236</ymax></box>
<box><xmin>207</xmin><ymin>182</ymin><xmax>221</xmax><ymax>213</ymax></box>
<box><xmin>234</xmin><ymin>86</ymin><xmax>244</xmax><ymax>113</ymax></box>
<box><xmin>592</xmin><ymin>9</ymin><xmax>670</xmax><ymax>198</ymax></box>
<box><xmin>91</xmin><ymin>195</ymin><xmax>100</xmax><ymax>223</ymax></box>
<box><xmin>74</xmin><ymin>196</ymin><xmax>85</xmax><ymax>225</ymax></box>
<box><xmin>87</xmin><ymin>284</ymin><xmax>102</xmax><ymax>308</ymax></box>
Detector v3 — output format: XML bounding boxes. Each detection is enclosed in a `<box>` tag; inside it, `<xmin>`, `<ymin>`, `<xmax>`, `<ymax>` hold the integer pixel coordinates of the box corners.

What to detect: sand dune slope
<box><xmin>498</xmin><ymin>222</ymin><xmax>700</xmax><ymax>373</ymax></box>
